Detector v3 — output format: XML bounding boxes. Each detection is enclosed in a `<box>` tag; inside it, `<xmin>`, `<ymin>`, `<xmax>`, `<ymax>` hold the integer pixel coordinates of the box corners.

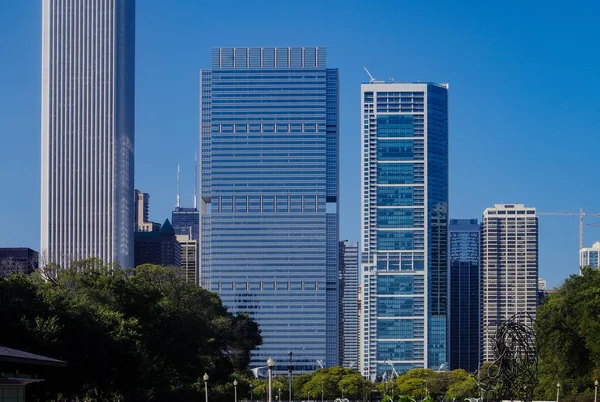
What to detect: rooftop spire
<box><xmin>176</xmin><ymin>164</ymin><xmax>180</xmax><ymax>208</ymax></box>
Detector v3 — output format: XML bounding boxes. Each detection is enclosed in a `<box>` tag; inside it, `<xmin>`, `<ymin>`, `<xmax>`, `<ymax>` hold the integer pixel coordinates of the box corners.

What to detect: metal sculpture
<box><xmin>478</xmin><ymin>313</ymin><xmax>538</xmax><ymax>402</ymax></box>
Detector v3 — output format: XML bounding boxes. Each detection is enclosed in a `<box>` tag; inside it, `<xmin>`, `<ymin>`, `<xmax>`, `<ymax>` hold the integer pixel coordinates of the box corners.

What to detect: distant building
<box><xmin>172</xmin><ymin>207</ymin><xmax>199</xmax><ymax>240</ymax></box>
<box><xmin>339</xmin><ymin>241</ymin><xmax>359</xmax><ymax>369</ymax></box>
<box><xmin>172</xmin><ymin>206</ymin><xmax>200</xmax><ymax>286</ymax></box>
<box><xmin>449</xmin><ymin>219</ymin><xmax>480</xmax><ymax>373</ymax></box>
<box><xmin>480</xmin><ymin>204</ymin><xmax>538</xmax><ymax>363</ymax></box>
<box><xmin>177</xmin><ymin>234</ymin><xmax>198</xmax><ymax>284</ymax></box>
<box><xmin>580</xmin><ymin>241</ymin><xmax>600</xmax><ymax>268</ymax></box>
<box><xmin>0</xmin><ymin>248</ymin><xmax>39</xmax><ymax>277</ymax></box>
<box><xmin>538</xmin><ymin>278</ymin><xmax>547</xmax><ymax>305</ymax></box>
<box><xmin>135</xmin><ymin>190</ymin><xmax>161</xmax><ymax>232</ymax></box>
<box><xmin>134</xmin><ymin>219</ymin><xmax>181</xmax><ymax>268</ymax></box>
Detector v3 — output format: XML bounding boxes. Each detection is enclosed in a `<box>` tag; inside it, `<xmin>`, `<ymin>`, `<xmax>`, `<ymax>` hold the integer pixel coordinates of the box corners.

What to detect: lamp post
<box><xmin>267</xmin><ymin>357</ymin><xmax>275</xmax><ymax>402</ymax></box>
<box><xmin>595</xmin><ymin>380</ymin><xmax>598</xmax><ymax>402</ymax></box>
<box><xmin>288</xmin><ymin>351</ymin><xmax>293</xmax><ymax>402</ymax></box>
<box><xmin>556</xmin><ymin>382</ymin><xmax>561</xmax><ymax>402</ymax></box>
<box><xmin>250</xmin><ymin>383</ymin><xmax>253</xmax><ymax>401</ymax></box>
<box><xmin>278</xmin><ymin>388</ymin><xmax>282</xmax><ymax>402</ymax></box>
<box><xmin>233</xmin><ymin>379</ymin><xmax>238</xmax><ymax>402</ymax></box>
<box><xmin>203</xmin><ymin>373</ymin><xmax>209</xmax><ymax>402</ymax></box>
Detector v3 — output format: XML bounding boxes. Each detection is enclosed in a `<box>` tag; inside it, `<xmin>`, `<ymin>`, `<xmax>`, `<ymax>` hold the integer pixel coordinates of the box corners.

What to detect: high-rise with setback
<box><xmin>359</xmin><ymin>82</ymin><xmax>449</xmax><ymax>377</ymax></box>
<box><xmin>480</xmin><ymin>204</ymin><xmax>538</xmax><ymax>363</ymax></box>
<box><xmin>200</xmin><ymin>47</ymin><xmax>339</xmax><ymax>371</ymax></box>
<box><xmin>41</xmin><ymin>0</ymin><xmax>135</xmax><ymax>268</ymax></box>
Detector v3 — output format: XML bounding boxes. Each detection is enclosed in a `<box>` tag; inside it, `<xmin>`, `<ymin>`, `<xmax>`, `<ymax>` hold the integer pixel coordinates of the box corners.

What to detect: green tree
<box><xmin>0</xmin><ymin>261</ymin><xmax>262</xmax><ymax>401</ymax></box>
<box><xmin>535</xmin><ymin>267</ymin><xmax>600</xmax><ymax>400</ymax></box>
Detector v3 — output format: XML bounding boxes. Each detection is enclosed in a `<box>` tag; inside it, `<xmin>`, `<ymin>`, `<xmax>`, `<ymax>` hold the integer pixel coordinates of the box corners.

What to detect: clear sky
<box><xmin>1</xmin><ymin>1</ymin><xmax>599</xmax><ymax>288</ymax></box>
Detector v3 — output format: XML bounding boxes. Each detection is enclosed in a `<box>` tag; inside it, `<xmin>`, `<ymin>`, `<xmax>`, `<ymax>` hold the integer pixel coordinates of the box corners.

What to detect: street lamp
<box><xmin>556</xmin><ymin>382</ymin><xmax>561</xmax><ymax>402</ymax></box>
<box><xmin>595</xmin><ymin>380</ymin><xmax>598</xmax><ymax>402</ymax></box>
<box><xmin>203</xmin><ymin>373</ymin><xmax>209</xmax><ymax>402</ymax></box>
<box><xmin>278</xmin><ymin>388</ymin><xmax>282</xmax><ymax>402</ymax></box>
<box><xmin>233</xmin><ymin>379</ymin><xmax>238</xmax><ymax>402</ymax></box>
<box><xmin>267</xmin><ymin>357</ymin><xmax>275</xmax><ymax>402</ymax></box>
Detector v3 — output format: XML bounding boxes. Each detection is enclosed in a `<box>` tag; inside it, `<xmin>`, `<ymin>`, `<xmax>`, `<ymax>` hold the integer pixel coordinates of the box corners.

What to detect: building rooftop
<box><xmin>0</xmin><ymin>345</ymin><xmax>66</xmax><ymax>367</ymax></box>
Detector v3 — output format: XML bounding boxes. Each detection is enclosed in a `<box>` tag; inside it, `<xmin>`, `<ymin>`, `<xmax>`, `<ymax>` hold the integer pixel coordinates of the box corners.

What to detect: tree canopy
<box><xmin>535</xmin><ymin>266</ymin><xmax>600</xmax><ymax>401</ymax></box>
<box><xmin>0</xmin><ymin>260</ymin><xmax>261</xmax><ymax>401</ymax></box>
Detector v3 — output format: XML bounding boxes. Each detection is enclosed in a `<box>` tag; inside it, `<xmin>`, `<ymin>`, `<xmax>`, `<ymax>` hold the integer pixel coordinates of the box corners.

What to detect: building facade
<box><xmin>135</xmin><ymin>190</ymin><xmax>161</xmax><ymax>232</ymax></box>
<box><xmin>176</xmin><ymin>234</ymin><xmax>198</xmax><ymax>284</ymax></box>
<box><xmin>0</xmin><ymin>248</ymin><xmax>39</xmax><ymax>277</ymax></box>
<box><xmin>41</xmin><ymin>0</ymin><xmax>135</xmax><ymax>268</ymax></box>
<box><xmin>580</xmin><ymin>241</ymin><xmax>600</xmax><ymax>268</ymax></box>
<box><xmin>449</xmin><ymin>219</ymin><xmax>480</xmax><ymax>372</ymax></box>
<box><xmin>480</xmin><ymin>204</ymin><xmax>538</xmax><ymax>363</ymax></box>
<box><xmin>172</xmin><ymin>207</ymin><xmax>200</xmax><ymax>240</ymax></box>
<box><xmin>360</xmin><ymin>82</ymin><xmax>449</xmax><ymax>377</ymax></box>
<box><xmin>340</xmin><ymin>241</ymin><xmax>359</xmax><ymax>369</ymax></box>
<box><xmin>134</xmin><ymin>219</ymin><xmax>181</xmax><ymax>268</ymax></box>
<box><xmin>200</xmin><ymin>47</ymin><xmax>339</xmax><ymax>371</ymax></box>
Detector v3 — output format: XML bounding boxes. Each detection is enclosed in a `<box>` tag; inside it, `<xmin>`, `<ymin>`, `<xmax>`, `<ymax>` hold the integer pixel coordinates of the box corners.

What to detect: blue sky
<box><xmin>1</xmin><ymin>1</ymin><xmax>599</xmax><ymax>288</ymax></box>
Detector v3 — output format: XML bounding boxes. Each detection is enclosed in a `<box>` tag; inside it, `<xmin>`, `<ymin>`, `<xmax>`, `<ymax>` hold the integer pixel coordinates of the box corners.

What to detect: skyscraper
<box><xmin>449</xmin><ymin>219</ymin><xmax>480</xmax><ymax>372</ymax></box>
<box><xmin>200</xmin><ymin>47</ymin><xmax>339</xmax><ymax>371</ymax></box>
<box><xmin>360</xmin><ymin>82</ymin><xmax>449</xmax><ymax>377</ymax></box>
<box><xmin>339</xmin><ymin>240</ymin><xmax>359</xmax><ymax>369</ymax></box>
<box><xmin>580</xmin><ymin>241</ymin><xmax>600</xmax><ymax>268</ymax></box>
<box><xmin>480</xmin><ymin>204</ymin><xmax>538</xmax><ymax>363</ymax></box>
<box><xmin>41</xmin><ymin>0</ymin><xmax>135</xmax><ymax>268</ymax></box>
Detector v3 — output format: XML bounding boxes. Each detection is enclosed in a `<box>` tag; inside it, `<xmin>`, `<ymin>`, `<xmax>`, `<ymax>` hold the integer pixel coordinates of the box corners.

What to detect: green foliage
<box><xmin>535</xmin><ymin>267</ymin><xmax>600</xmax><ymax>400</ymax></box>
<box><xmin>0</xmin><ymin>261</ymin><xmax>262</xmax><ymax>401</ymax></box>
<box><xmin>294</xmin><ymin>367</ymin><xmax>372</xmax><ymax>401</ymax></box>
<box><xmin>377</xmin><ymin>368</ymin><xmax>479</xmax><ymax>401</ymax></box>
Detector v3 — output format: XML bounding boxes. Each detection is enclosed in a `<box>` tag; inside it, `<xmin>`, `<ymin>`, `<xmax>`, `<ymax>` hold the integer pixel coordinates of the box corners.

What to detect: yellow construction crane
<box><xmin>538</xmin><ymin>208</ymin><xmax>600</xmax><ymax>250</ymax></box>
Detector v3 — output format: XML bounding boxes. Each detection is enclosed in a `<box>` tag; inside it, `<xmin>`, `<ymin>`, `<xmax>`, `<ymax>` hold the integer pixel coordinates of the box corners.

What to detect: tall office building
<box><xmin>449</xmin><ymin>219</ymin><xmax>480</xmax><ymax>372</ymax></box>
<box><xmin>480</xmin><ymin>204</ymin><xmax>538</xmax><ymax>363</ymax></box>
<box><xmin>360</xmin><ymin>82</ymin><xmax>449</xmax><ymax>377</ymax></box>
<box><xmin>580</xmin><ymin>241</ymin><xmax>600</xmax><ymax>268</ymax></box>
<box><xmin>340</xmin><ymin>241</ymin><xmax>359</xmax><ymax>369</ymax></box>
<box><xmin>200</xmin><ymin>47</ymin><xmax>339</xmax><ymax>371</ymax></box>
<box><xmin>41</xmin><ymin>0</ymin><xmax>135</xmax><ymax>268</ymax></box>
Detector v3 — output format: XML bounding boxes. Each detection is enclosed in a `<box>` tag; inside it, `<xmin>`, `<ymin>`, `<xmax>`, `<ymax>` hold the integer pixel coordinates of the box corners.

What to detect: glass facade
<box><xmin>200</xmin><ymin>47</ymin><xmax>339</xmax><ymax>372</ymax></box>
<box><xmin>360</xmin><ymin>83</ymin><xmax>449</xmax><ymax>378</ymax></box>
<box><xmin>449</xmin><ymin>219</ymin><xmax>480</xmax><ymax>373</ymax></box>
<box><xmin>580</xmin><ymin>241</ymin><xmax>600</xmax><ymax>268</ymax></box>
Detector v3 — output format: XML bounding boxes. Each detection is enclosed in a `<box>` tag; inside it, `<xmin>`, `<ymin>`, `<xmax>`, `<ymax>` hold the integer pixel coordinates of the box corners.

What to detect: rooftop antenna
<box><xmin>193</xmin><ymin>153</ymin><xmax>198</xmax><ymax>209</ymax></box>
<box><xmin>364</xmin><ymin>66</ymin><xmax>376</xmax><ymax>83</ymax></box>
<box><xmin>176</xmin><ymin>164</ymin><xmax>181</xmax><ymax>208</ymax></box>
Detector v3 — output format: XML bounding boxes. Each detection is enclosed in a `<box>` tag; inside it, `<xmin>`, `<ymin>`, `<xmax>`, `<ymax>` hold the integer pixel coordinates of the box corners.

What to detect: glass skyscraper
<box><xmin>200</xmin><ymin>47</ymin><xmax>339</xmax><ymax>371</ymax></box>
<box><xmin>41</xmin><ymin>0</ymin><xmax>135</xmax><ymax>268</ymax></box>
<box><xmin>340</xmin><ymin>240</ymin><xmax>359</xmax><ymax>369</ymax></box>
<box><xmin>359</xmin><ymin>82</ymin><xmax>449</xmax><ymax>377</ymax></box>
<box><xmin>449</xmin><ymin>219</ymin><xmax>480</xmax><ymax>372</ymax></box>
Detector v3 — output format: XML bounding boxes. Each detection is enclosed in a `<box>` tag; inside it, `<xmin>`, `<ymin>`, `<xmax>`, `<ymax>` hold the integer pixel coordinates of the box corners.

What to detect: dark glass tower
<box><xmin>200</xmin><ymin>47</ymin><xmax>339</xmax><ymax>371</ymax></box>
<box><xmin>449</xmin><ymin>219</ymin><xmax>480</xmax><ymax>372</ymax></box>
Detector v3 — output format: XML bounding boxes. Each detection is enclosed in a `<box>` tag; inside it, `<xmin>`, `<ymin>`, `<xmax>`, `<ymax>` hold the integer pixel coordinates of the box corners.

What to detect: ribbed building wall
<box><xmin>41</xmin><ymin>0</ymin><xmax>135</xmax><ymax>268</ymax></box>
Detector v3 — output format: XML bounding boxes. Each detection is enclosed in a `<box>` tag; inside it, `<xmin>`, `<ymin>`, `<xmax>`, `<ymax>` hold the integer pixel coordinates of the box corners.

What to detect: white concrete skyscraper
<box><xmin>480</xmin><ymin>204</ymin><xmax>538</xmax><ymax>363</ymax></box>
<box><xmin>41</xmin><ymin>0</ymin><xmax>135</xmax><ymax>268</ymax></box>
